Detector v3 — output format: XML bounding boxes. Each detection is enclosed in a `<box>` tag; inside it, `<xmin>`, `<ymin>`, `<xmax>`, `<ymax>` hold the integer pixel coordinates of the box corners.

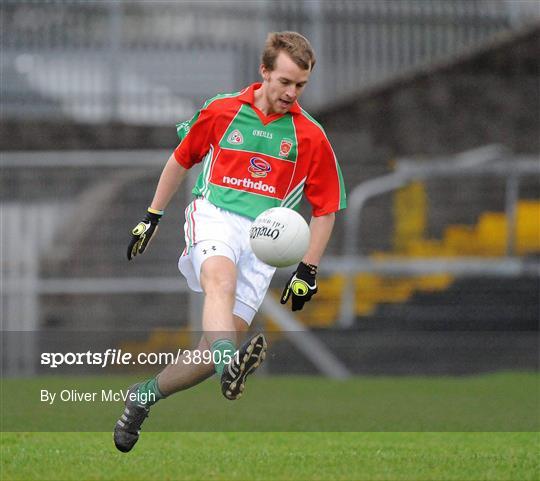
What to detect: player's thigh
<box><xmin>199</xmin><ymin>253</ymin><xmax>237</xmax><ymax>297</ymax></box>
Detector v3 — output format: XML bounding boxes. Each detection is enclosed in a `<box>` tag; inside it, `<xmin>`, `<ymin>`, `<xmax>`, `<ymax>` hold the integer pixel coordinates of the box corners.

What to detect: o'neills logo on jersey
<box><xmin>222</xmin><ymin>176</ymin><xmax>276</xmax><ymax>194</ymax></box>
<box><xmin>253</xmin><ymin>129</ymin><xmax>273</xmax><ymax>139</ymax></box>
<box><xmin>279</xmin><ymin>139</ymin><xmax>293</xmax><ymax>158</ymax></box>
<box><xmin>227</xmin><ymin>129</ymin><xmax>244</xmax><ymax>144</ymax></box>
<box><xmin>248</xmin><ymin>157</ymin><xmax>271</xmax><ymax>178</ymax></box>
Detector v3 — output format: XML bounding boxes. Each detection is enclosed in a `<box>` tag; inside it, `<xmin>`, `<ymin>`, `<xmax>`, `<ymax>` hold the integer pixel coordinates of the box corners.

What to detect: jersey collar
<box><xmin>239</xmin><ymin>83</ymin><xmax>302</xmax><ymax>116</ymax></box>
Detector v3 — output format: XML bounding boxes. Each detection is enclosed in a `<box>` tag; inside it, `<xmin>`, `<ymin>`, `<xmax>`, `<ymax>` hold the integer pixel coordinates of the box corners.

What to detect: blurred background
<box><xmin>2</xmin><ymin>0</ymin><xmax>539</xmax><ymax>378</ymax></box>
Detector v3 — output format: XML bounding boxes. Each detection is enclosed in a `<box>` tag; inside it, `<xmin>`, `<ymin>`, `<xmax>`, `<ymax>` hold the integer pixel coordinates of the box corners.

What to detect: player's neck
<box><xmin>253</xmin><ymin>84</ymin><xmax>274</xmax><ymax>116</ymax></box>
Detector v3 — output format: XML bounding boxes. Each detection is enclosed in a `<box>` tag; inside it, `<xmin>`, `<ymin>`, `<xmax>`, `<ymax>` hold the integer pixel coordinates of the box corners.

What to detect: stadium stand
<box><xmin>2</xmin><ymin>16</ymin><xmax>538</xmax><ymax>376</ymax></box>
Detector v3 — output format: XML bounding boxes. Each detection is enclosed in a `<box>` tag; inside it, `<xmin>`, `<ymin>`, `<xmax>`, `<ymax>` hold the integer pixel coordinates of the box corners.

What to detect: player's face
<box><xmin>260</xmin><ymin>52</ymin><xmax>311</xmax><ymax>114</ymax></box>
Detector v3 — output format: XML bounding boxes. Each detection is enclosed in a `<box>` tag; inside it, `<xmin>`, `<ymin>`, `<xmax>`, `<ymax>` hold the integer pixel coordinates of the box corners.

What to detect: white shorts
<box><xmin>178</xmin><ymin>198</ymin><xmax>276</xmax><ymax>325</ymax></box>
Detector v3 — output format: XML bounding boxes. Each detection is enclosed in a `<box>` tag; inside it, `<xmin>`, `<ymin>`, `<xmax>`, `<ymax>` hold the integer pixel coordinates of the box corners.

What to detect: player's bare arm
<box><xmin>280</xmin><ymin>212</ymin><xmax>334</xmax><ymax>311</ymax></box>
<box><xmin>127</xmin><ymin>153</ymin><xmax>188</xmax><ymax>260</ymax></box>
<box><xmin>149</xmin><ymin>153</ymin><xmax>189</xmax><ymax>211</ymax></box>
<box><xmin>302</xmin><ymin>212</ymin><xmax>335</xmax><ymax>266</ymax></box>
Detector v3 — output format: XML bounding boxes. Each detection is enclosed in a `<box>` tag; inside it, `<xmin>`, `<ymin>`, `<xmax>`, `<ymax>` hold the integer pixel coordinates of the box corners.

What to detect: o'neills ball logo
<box><xmin>248</xmin><ymin>157</ymin><xmax>272</xmax><ymax>178</ymax></box>
<box><xmin>250</xmin><ymin>225</ymin><xmax>281</xmax><ymax>240</ymax></box>
<box><xmin>279</xmin><ymin>139</ymin><xmax>293</xmax><ymax>158</ymax></box>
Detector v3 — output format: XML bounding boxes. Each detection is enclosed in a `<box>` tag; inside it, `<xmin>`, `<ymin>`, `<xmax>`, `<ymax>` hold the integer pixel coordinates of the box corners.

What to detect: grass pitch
<box><xmin>2</xmin><ymin>432</ymin><xmax>538</xmax><ymax>481</ymax></box>
<box><xmin>1</xmin><ymin>373</ymin><xmax>539</xmax><ymax>480</ymax></box>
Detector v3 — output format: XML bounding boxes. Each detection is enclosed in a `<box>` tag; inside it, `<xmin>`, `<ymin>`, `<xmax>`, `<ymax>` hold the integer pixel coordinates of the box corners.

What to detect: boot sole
<box><xmin>224</xmin><ymin>334</ymin><xmax>267</xmax><ymax>400</ymax></box>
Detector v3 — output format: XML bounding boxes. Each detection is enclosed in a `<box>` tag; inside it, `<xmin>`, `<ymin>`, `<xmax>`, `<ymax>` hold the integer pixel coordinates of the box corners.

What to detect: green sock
<box><xmin>211</xmin><ymin>339</ymin><xmax>237</xmax><ymax>376</ymax></box>
<box><xmin>136</xmin><ymin>376</ymin><xmax>165</xmax><ymax>407</ymax></box>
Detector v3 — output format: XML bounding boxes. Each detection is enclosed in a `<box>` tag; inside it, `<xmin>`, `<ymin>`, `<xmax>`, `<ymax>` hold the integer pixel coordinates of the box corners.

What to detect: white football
<box><xmin>249</xmin><ymin>207</ymin><xmax>310</xmax><ymax>268</ymax></box>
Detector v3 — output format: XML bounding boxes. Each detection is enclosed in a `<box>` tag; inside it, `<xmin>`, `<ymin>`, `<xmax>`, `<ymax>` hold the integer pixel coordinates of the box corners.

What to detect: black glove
<box><xmin>280</xmin><ymin>262</ymin><xmax>318</xmax><ymax>311</ymax></box>
<box><xmin>127</xmin><ymin>208</ymin><xmax>163</xmax><ymax>260</ymax></box>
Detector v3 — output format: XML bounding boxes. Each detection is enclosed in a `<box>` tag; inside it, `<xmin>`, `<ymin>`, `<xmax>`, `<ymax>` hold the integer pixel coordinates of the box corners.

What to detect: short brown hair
<box><xmin>262</xmin><ymin>31</ymin><xmax>316</xmax><ymax>72</ymax></box>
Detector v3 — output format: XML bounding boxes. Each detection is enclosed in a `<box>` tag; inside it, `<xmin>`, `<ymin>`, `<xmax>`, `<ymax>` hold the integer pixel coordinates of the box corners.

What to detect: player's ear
<box><xmin>260</xmin><ymin>64</ymin><xmax>270</xmax><ymax>82</ymax></box>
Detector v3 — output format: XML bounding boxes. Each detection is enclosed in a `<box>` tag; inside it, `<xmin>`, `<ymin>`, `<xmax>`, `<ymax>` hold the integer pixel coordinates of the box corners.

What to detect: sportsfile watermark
<box><xmin>40</xmin><ymin>348</ymin><xmax>239</xmax><ymax>369</ymax></box>
<box><xmin>40</xmin><ymin>387</ymin><xmax>155</xmax><ymax>406</ymax></box>
<box><xmin>2</xmin><ymin>330</ymin><xmax>538</xmax><ymax>432</ymax></box>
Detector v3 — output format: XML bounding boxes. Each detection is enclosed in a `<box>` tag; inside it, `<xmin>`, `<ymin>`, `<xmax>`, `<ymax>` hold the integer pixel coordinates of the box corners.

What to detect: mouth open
<box><xmin>279</xmin><ymin>99</ymin><xmax>293</xmax><ymax>108</ymax></box>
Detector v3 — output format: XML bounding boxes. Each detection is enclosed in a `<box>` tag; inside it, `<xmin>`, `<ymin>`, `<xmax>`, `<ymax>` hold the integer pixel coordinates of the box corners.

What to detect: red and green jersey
<box><xmin>174</xmin><ymin>83</ymin><xmax>346</xmax><ymax>219</ymax></box>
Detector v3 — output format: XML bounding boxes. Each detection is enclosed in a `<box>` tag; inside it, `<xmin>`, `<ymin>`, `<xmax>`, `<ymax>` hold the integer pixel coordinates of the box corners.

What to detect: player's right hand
<box><xmin>127</xmin><ymin>208</ymin><xmax>163</xmax><ymax>260</ymax></box>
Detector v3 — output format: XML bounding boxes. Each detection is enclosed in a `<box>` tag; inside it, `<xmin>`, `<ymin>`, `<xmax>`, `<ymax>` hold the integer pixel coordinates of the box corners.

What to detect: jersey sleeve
<box><xmin>173</xmin><ymin>107</ymin><xmax>215</xmax><ymax>169</ymax></box>
<box><xmin>303</xmin><ymin>135</ymin><xmax>347</xmax><ymax>217</ymax></box>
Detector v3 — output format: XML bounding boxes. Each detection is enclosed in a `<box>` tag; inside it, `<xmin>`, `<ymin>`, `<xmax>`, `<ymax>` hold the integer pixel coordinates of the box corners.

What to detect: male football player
<box><xmin>114</xmin><ymin>31</ymin><xmax>346</xmax><ymax>452</ymax></box>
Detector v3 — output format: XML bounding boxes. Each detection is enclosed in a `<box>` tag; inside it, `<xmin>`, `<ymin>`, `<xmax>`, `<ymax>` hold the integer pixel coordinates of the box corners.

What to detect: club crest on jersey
<box><xmin>279</xmin><ymin>139</ymin><xmax>293</xmax><ymax>158</ymax></box>
<box><xmin>227</xmin><ymin>129</ymin><xmax>244</xmax><ymax>145</ymax></box>
<box><xmin>248</xmin><ymin>157</ymin><xmax>271</xmax><ymax>178</ymax></box>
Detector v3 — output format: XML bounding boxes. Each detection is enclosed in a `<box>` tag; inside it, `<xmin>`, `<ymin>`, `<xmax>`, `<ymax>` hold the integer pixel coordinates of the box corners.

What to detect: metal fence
<box><xmin>338</xmin><ymin>145</ymin><xmax>540</xmax><ymax>325</ymax></box>
<box><xmin>2</xmin><ymin>0</ymin><xmax>538</xmax><ymax>123</ymax></box>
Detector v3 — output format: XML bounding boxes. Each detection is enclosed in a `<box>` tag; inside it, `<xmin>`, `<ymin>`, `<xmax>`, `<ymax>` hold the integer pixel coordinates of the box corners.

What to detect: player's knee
<box><xmin>201</xmin><ymin>271</ymin><xmax>236</xmax><ymax>298</ymax></box>
<box><xmin>206</xmin><ymin>278</ymin><xmax>236</xmax><ymax>298</ymax></box>
<box><xmin>200</xmin><ymin>256</ymin><xmax>236</xmax><ymax>297</ymax></box>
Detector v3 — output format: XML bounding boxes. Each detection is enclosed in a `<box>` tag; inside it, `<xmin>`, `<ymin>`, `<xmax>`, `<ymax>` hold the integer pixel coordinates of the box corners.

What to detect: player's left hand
<box><xmin>280</xmin><ymin>262</ymin><xmax>318</xmax><ymax>311</ymax></box>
